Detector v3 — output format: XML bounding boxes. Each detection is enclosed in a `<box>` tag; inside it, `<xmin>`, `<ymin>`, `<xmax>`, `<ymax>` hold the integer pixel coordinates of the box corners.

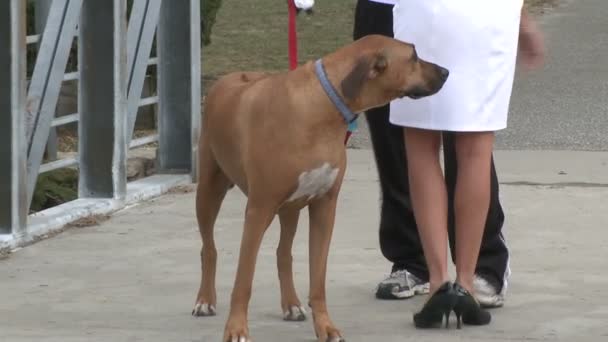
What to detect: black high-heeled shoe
<box><xmin>413</xmin><ymin>282</ymin><xmax>457</xmax><ymax>329</ymax></box>
<box><xmin>453</xmin><ymin>283</ymin><xmax>491</xmax><ymax>329</ymax></box>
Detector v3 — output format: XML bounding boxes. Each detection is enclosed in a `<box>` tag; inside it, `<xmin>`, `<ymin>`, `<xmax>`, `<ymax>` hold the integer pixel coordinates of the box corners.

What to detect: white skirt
<box><xmin>389</xmin><ymin>0</ymin><xmax>523</xmax><ymax>132</ymax></box>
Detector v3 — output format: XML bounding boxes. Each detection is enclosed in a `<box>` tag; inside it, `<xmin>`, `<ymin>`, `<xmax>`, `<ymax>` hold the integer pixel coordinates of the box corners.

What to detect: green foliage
<box><xmin>31</xmin><ymin>169</ymin><xmax>79</xmax><ymax>213</ymax></box>
<box><xmin>202</xmin><ymin>0</ymin><xmax>223</xmax><ymax>46</ymax></box>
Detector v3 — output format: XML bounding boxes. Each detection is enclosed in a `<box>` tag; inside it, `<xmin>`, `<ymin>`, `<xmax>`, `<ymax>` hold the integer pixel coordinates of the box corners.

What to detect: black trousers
<box><xmin>353</xmin><ymin>0</ymin><xmax>510</xmax><ymax>292</ymax></box>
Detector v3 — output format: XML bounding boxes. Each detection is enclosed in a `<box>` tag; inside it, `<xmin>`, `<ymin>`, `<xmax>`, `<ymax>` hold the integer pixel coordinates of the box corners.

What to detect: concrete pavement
<box><xmin>502</xmin><ymin>0</ymin><xmax>608</xmax><ymax>150</ymax></box>
<box><xmin>1</xmin><ymin>149</ymin><xmax>608</xmax><ymax>342</ymax></box>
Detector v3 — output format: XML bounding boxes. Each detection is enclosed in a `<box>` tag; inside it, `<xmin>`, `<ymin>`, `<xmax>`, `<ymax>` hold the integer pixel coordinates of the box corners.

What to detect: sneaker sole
<box><xmin>375</xmin><ymin>283</ymin><xmax>430</xmax><ymax>300</ymax></box>
<box><xmin>476</xmin><ymin>293</ymin><xmax>505</xmax><ymax>309</ymax></box>
<box><xmin>479</xmin><ymin>299</ymin><xmax>505</xmax><ymax>309</ymax></box>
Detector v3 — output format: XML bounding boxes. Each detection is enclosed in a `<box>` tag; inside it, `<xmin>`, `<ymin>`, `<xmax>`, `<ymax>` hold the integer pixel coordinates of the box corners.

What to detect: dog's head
<box><xmin>339</xmin><ymin>35</ymin><xmax>449</xmax><ymax>111</ymax></box>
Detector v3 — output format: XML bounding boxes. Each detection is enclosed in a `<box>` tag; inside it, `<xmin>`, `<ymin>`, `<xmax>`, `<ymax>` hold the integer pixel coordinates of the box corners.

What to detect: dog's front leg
<box><xmin>308</xmin><ymin>194</ymin><xmax>345</xmax><ymax>342</ymax></box>
<box><xmin>224</xmin><ymin>202</ymin><xmax>277</xmax><ymax>342</ymax></box>
<box><xmin>277</xmin><ymin>208</ymin><xmax>307</xmax><ymax>321</ymax></box>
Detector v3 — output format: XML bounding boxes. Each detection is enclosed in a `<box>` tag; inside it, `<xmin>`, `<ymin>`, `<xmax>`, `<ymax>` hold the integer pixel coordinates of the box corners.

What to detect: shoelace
<box><xmin>386</xmin><ymin>270</ymin><xmax>412</xmax><ymax>286</ymax></box>
<box><xmin>375</xmin><ymin>270</ymin><xmax>412</xmax><ymax>292</ymax></box>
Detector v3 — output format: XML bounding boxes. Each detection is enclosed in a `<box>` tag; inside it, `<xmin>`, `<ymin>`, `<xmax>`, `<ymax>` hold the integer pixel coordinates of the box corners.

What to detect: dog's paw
<box><xmin>322</xmin><ymin>338</ymin><xmax>345</xmax><ymax>342</ymax></box>
<box><xmin>324</xmin><ymin>337</ymin><xmax>345</xmax><ymax>342</ymax></box>
<box><xmin>226</xmin><ymin>337</ymin><xmax>251</xmax><ymax>342</ymax></box>
<box><xmin>318</xmin><ymin>333</ymin><xmax>345</xmax><ymax>342</ymax></box>
<box><xmin>313</xmin><ymin>315</ymin><xmax>344</xmax><ymax>342</ymax></box>
<box><xmin>317</xmin><ymin>334</ymin><xmax>345</xmax><ymax>342</ymax></box>
<box><xmin>192</xmin><ymin>303</ymin><xmax>216</xmax><ymax>317</ymax></box>
<box><xmin>283</xmin><ymin>305</ymin><xmax>307</xmax><ymax>321</ymax></box>
<box><xmin>224</xmin><ymin>316</ymin><xmax>250</xmax><ymax>342</ymax></box>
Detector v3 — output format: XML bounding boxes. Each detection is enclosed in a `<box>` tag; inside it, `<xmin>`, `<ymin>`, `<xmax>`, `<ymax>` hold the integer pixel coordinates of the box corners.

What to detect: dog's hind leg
<box><xmin>277</xmin><ymin>207</ymin><xmax>307</xmax><ymax>321</ymax></box>
<box><xmin>192</xmin><ymin>139</ymin><xmax>231</xmax><ymax>317</ymax></box>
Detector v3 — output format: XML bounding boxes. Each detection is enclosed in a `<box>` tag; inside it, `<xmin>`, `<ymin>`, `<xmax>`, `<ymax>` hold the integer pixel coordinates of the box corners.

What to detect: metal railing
<box><xmin>26</xmin><ymin>24</ymin><xmax>162</xmax><ymax>176</ymax></box>
<box><xmin>0</xmin><ymin>0</ymin><xmax>201</xmax><ymax>242</ymax></box>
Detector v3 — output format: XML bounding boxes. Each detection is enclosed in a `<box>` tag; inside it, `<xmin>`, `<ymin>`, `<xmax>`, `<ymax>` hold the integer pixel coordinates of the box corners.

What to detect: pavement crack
<box><xmin>501</xmin><ymin>181</ymin><xmax>608</xmax><ymax>188</ymax></box>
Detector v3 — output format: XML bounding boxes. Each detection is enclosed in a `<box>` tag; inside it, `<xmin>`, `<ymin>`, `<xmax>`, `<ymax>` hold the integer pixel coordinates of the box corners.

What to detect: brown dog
<box><xmin>192</xmin><ymin>34</ymin><xmax>449</xmax><ymax>342</ymax></box>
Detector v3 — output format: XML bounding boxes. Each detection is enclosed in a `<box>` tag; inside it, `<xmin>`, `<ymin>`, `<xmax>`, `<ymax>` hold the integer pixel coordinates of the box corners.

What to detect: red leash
<box><xmin>288</xmin><ymin>0</ymin><xmax>351</xmax><ymax>145</ymax></box>
<box><xmin>288</xmin><ymin>0</ymin><xmax>298</xmax><ymax>71</ymax></box>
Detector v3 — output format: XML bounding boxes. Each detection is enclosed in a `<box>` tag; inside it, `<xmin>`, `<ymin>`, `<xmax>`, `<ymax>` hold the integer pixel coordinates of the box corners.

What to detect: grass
<box><xmin>202</xmin><ymin>0</ymin><xmax>355</xmax><ymax>87</ymax></box>
<box><xmin>526</xmin><ymin>0</ymin><xmax>558</xmax><ymax>10</ymax></box>
<box><xmin>203</xmin><ymin>0</ymin><xmax>557</xmax><ymax>90</ymax></box>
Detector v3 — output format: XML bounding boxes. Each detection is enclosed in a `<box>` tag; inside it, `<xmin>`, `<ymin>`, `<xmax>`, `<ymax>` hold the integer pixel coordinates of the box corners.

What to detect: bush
<box><xmin>202</xmin><ymin>0</ymin><xmax>223</xmax><ymax>46</ymax></box>
<box><xmin>31</xmin><ymin>169</ymin><xmax>78</xmax><ymax>213</ymax></box>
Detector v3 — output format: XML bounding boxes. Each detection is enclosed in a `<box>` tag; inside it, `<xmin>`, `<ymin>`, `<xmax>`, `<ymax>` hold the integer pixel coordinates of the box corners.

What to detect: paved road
<box><xmin>1</xmin><ymin>149</ymin><xmax>608</xmax><ymax>342</ymax></box>
<box><xmin>350</xmin><ymin>0</ymin><xmax>608</xmax><ymax>151</ymax></box>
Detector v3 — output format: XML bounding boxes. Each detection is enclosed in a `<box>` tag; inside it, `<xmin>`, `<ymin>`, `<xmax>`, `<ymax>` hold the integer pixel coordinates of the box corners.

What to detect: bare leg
<box><xmin>403</xmin><ymin>128</ymin><xmax>449</xmax><ymax>294</ymax></box>
<box><xmin>453</xmin><ymin>132</ymin><xmax>495</xmax><ymax>293</ymax></box>
<box><xmin>277</xmin><ymin>208</ymin><xmax>306</xmax><ymax>321</ymax></box>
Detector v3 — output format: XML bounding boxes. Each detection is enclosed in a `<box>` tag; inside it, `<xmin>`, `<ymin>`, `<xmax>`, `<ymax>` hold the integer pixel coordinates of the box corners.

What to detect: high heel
<box><xmin>453</xmin><ymin>283</ymin><xmax>491</xmax><ymax>329</ymax></box>
<box><xmin>413</xmin><ymin>282</ymin><xmax>457</xmax><ymax>329</ymax></box>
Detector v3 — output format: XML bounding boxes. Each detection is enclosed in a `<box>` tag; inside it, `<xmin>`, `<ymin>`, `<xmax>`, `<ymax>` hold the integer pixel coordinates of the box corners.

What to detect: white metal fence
<box><xmin>0</xmin><ymin>0</ymin><xmax>201</xmax><ymax>247</ymax></box>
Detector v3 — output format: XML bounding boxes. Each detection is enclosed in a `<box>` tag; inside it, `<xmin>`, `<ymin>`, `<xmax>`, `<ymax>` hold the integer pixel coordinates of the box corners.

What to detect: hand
<box><xmin>518</xmin><ymin>12</ymin><xmax>545</xmax><ymax>70</ymax></box>
<box><xmin>294</xmin><ymin>0</ymin><xmax>314</xmax><ymax>11</ymax></box>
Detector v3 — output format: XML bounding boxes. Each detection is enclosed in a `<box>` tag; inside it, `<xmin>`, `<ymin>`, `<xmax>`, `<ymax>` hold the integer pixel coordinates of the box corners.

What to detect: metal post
<box><xmin>0</xmin><ymin>0</ymin><xmax>28</xmax><ymax>236</ymax></box>
<box><xmin>125</xmin><ymin>0</ymin><xmax>162</xmax><ymax>145</ymax></box>
<box><xmin>157</xmin><ymin>0</ymin><xmax>201</xmax><ymax>180</ymax></box>
<box><xmin>190</xmin><ymin>0</ymin><xmax>202</xmax><ymax>182</ymax></box>
<box><xmin>35</xmin><ymin>0</ymin><xmax>58</xmax><ymax>162</ymax></box>
<box><xmin>25</xmin><ymin>0</ymin><xmax>83</xmax><ymax>207</ymax></box>
<box><xmin>78</xmin><ymin>0</ymin><xmax>128</xmax><ymax>199</ymax></box>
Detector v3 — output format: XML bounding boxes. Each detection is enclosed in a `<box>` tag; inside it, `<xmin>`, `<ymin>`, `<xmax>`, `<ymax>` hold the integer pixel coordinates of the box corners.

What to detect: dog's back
<box><xmin>204</xmin><ymin>71</ymin><xmax>271</xmax><ymax>115</ymax></box>
<box><xmin>203</xmin><ymin>71</ymin><xmax>280</xmax><ymax>134</ymax></box>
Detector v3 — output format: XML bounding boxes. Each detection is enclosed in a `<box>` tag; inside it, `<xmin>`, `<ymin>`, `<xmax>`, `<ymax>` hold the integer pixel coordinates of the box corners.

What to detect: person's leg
<box><xmin>354</xmin><ymin>0</ymin><xmax>429</xmax><ymax>299</ymax></box>
<box><xmin>353</xmin><ymin>0</ymin><xmax>393</xmax><ymax>40</ymax></box>
<box><xmin>403</xmin><ymin>128</ymin><xmax>449</xmax><ymax>293</ymax></box>
<box><xmin>449</xmin><ymin>132</ymin><xmax>495</xmax><ymax>327</ymax></box>
<box><xmin>443</xmin><ymin>132</ymin><xmax>509</xmax><ymax>307</ymax></box>
<box><xmin>366</xmin><ymin>106</ymin><xmax>428</xmax><ymax>281</ymax></box>
<box><xmin>452</xmin><ymin>132</ymin><xmax>495</xmax><ymax>293</ymax></box>
<box><xmin>404</xmin><ymin>127</ymin><xmax>459</xmax><ymax>328</ymax></box>
<box><xmin>474</xmin><ymin>158</ymin><xmax>510</xmax><ymax>297</ymax></box>
<box><xmin>443</xmin><ymin>132</ymin><xmax>458</xmax><ymax>263</ymax></box>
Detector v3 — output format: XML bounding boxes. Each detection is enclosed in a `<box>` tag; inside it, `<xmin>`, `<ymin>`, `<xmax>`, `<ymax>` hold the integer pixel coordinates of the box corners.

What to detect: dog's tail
<box><xmin>239</xmin><ymin>72</ymin><xmax>269</xmax><ymax>83</ymax></box>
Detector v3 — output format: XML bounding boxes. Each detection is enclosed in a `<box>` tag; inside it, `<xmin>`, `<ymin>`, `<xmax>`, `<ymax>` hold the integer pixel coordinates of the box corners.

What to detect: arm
<box><xmin>294</xmin><ymin>0</ymin><xmax>315</xmax><ymax>13</ymax></box>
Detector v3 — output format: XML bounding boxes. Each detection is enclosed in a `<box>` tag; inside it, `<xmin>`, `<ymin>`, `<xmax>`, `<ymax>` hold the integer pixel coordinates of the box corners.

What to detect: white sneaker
<box><xmin>473</xmin><ymin>274</ymin><xmax>505</xmax><ymax>308</ymax></box>
<box><xmin>375</xmin><ymin>269</ymin><xmax>430</xmax><ymax>300</ymax></box>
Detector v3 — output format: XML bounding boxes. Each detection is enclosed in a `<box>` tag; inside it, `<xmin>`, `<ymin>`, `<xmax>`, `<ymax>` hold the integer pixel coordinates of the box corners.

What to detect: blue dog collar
<box><xmin>314</xmin><ymin>59</ymin><xmax>359</xmax><ymax>124</ymax></box>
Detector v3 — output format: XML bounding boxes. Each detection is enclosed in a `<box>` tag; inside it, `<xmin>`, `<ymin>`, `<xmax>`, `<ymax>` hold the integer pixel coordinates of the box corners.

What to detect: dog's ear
<box><xmin>369</xmin><ymin>52</ymin><xmax>388</xmax><ymax>78</ymax></box>
<box><xmin>341</xmin><ymin>52</ymin><xmax>388</xmax><ymax>100</ymax></box>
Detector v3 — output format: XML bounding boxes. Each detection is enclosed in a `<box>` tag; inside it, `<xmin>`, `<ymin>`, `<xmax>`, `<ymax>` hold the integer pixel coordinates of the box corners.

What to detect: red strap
<box><xmin>344</xmin><ymin>131</ymin><xmax>353</xmax><ymax>145</ymax></box>
<box><xmin>288</xmin><ymin>0</ymin><xmax>298</xmax><ymax>70</ymax></box>
<box><xmin>288</xmin><ymin>1</ymin><xmax>350</xmax><ymax>145</ymax></box>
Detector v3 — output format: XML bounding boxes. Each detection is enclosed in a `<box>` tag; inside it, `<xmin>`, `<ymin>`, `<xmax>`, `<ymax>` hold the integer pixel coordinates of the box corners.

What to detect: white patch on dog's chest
<box><xmin>287</xmin><ymin>163</ymin><xmax>339</xmax><ymax>202</ymax></box>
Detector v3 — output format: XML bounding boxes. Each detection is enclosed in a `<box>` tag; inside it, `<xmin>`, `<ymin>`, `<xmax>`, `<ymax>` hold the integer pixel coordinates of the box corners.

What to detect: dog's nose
<box><xmin>438</xmin><ymin>66</ymin><xmax>449</xmax><ymax>80</ymax></box>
